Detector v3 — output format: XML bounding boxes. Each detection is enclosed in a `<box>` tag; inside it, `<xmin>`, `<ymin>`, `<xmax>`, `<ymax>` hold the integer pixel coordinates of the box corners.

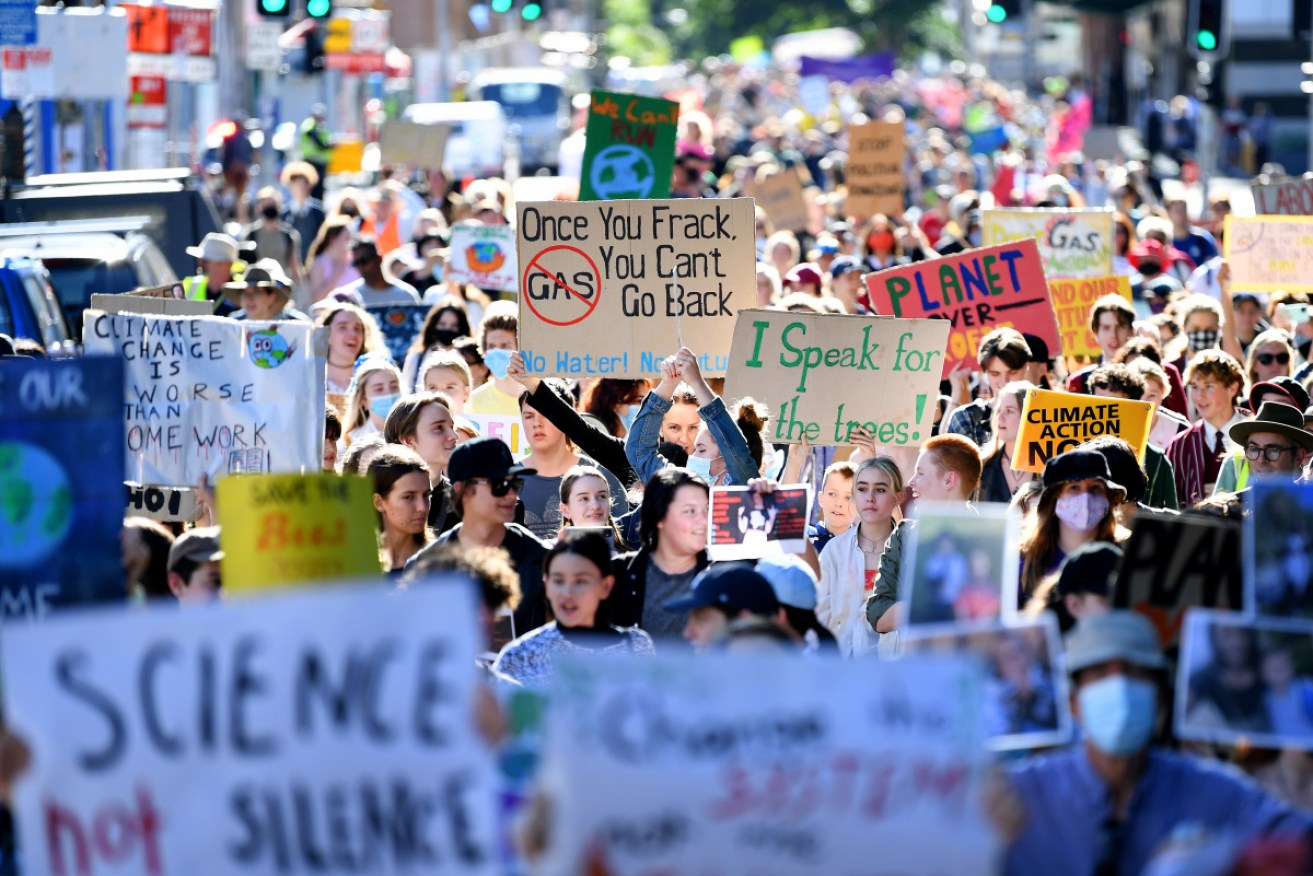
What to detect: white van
<box><xmin>402</xmin><ymin>101</ymin><xmax>508</xmax><ymax>179</ymax></box>
<box><xmin>468</xmin><ymin>68</ymin><xmax>571</xmax><ymax>173</ymax></box>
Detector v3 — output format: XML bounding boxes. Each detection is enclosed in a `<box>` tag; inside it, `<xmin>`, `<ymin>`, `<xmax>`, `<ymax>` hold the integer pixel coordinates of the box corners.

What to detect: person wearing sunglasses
<box><xmin>329</xmin><ymin>236</ymin><xmax>421</xmax><ymax>307</ymax></box>
<box><xmin>411</xmin><ymin>437</ymin><xmax>551</xmax><ymax>635</ymax></box>
<box><xmin>1245</xmin><ymin>329</ymin><xmax>1297</xmax><ymax>387</ymax></box>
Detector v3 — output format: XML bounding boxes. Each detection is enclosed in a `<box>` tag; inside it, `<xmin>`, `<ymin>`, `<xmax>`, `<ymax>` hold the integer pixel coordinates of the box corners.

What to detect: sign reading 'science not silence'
<box><xmin>516</xmin><ymin>198</ymin><xmax>755</xmax><ymax>378</ymax></box>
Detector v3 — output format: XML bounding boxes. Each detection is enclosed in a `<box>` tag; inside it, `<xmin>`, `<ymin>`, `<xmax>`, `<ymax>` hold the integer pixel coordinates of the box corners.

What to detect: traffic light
<box><xmin>521</xmin><ymin>0</ymin><xmax>541</xmax><ymax>20</ymax></box>
<box><xmin>1187</xmin><ymin>0</ymin><xmax>1229</xmax><ymax>61</ymax></box>
<box><xmin>306</xmin><ymin>0</ymin><xmax>331</xmax><ymax>18</ymax></box>
<box><xmin>985</xmin><ymin>0</ymin><xmax>1020</xmax><ymax>24</ymax></box>
<box><xmin>256</xmin><ymin>0</ymin><xmax>289</xmax><ymax>17</ymax></box>
<box><xmin>490</xmin><ymin>0</ymin><xmax>512</xmax><ymax>12</ymax></box>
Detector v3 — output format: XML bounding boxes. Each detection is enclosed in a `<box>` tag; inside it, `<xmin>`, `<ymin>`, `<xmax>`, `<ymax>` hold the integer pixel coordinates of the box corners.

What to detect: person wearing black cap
<box><xmin>826</xmin><ymin>256</ymin><xmax>870</xmax><ymax>315</ymax></box>
<box><xmin>1020</xmin><ymin>333</ymin><xmax>1056</xmax><ymax>390</ymax></box>
<box><xmin>1019</xmin><ymin>450</ymin><xmax>1125</xmax><ymax>601</ymax></box>
<box><xmin>1086</xmin><ymin>363</ymin><xmax>1178</xmax><ymax>511</ymax></box>
<box><xmin>1003</xmin><ymin>612</ymin><xmax>1313</xmax><ymax>875</ymax></box>
<box><xmin>663</xmin><ymin>562</ymin><xmax>783</xmax><ymax>652</ymax></box>
<box><xmin>167</xmin><ymin>526</ymin><xmax>224</xmax><ymax>604</ymax></box>
<box><xmin>412</xmin><ymin>437</ymin><xmax>551</xmax><ymax>634</ymax></box>
<box><xmin>1027</xmin><ymin>541</ymin><xmax>1119</xmax><ymax>632</ymax></box>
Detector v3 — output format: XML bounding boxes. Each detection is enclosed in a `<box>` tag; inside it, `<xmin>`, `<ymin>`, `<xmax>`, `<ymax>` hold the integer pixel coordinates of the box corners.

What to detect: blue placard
<box><xmin>366</xmin><ymin>303</ymin><xmax>428</xmax><ymax>364</ymax></box>
<box><xmin>0</xmin><ymin>356</ymin><xmax>125</xmax><ymax>618</ymax></box>
<box><xmin>0</xmin><ymin>0</ymin><xmax>37</xmax><ymax>47</ymax></box>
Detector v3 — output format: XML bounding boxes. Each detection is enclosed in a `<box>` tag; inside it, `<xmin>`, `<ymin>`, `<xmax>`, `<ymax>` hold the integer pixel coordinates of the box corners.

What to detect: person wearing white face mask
<box><xmin>1002</xmin><ymin>612</ymin><xmax>1313</xmax><ymax>876</ymax></box>
<box><xmin>1019</xmin><ymin>450</ymin><xmax>1126</xmax><ymax>604</ymax></box>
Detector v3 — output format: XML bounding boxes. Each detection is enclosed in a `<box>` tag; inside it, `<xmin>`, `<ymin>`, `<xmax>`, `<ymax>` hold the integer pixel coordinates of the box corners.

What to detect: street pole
<box><xmin>436</xmin><ymin>0</ymin><xmax>451</xmax><ymax>101</ymax></box>
<box><xmin>1021</xmin><ymin>0</ymin><xmax>1035</xmax><ymax>92</ymax></box>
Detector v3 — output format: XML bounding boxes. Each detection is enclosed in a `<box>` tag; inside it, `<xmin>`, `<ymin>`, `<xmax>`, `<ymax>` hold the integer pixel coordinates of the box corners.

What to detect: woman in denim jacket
<box><xmin>625</xmin><ymin>347</ymin><xmax>767</xmax><ymax>487</ymax></box>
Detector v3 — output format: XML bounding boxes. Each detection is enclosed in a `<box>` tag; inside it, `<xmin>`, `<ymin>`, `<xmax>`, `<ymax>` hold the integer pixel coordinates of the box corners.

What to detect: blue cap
<box><xmin>754</xmin><ymin>555</ymin><xmax>818</xmax><ymax>610</ymax></box>
<box><xmin>664</xmin><ymin>563</ymin><xmax>780</xmax><ymax>616</ymax></box>
<box><xmin>829</xmin><ymin>255</ymin><xmax>864</xmax><ymax>279</ymax></box>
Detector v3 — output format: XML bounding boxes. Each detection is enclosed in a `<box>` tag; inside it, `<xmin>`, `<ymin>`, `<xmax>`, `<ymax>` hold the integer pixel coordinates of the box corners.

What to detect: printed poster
<box><xmin>447</xmin><ymin>224</ymin><xmax>518</xmax><ymax>292</ymax></box>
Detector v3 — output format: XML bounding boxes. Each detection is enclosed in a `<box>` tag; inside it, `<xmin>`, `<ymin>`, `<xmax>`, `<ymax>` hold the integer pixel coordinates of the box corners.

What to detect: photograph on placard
<box><xmin>902</xmin><ymin>502</ymin><xmax>1021</xmax><ymax>627</ymax></box>
<box><xmin>1247</xmin><ymin>478</ymin><xmax>1313</xmax><ymax>620</ymax></box>
<box><xmin>707</xmin><ymin>485</ymin><xmax>811</xmax><ymax>561</ymax></box>
<box><xmin>903</xmin><ymin>616</ymin><xmax>1072</xmax><ymax>751</ymax></box>
<box><xmin>1177</xmin><ymin>610</ymin><xmax>1313</xmax><ymax>752</ymax></box>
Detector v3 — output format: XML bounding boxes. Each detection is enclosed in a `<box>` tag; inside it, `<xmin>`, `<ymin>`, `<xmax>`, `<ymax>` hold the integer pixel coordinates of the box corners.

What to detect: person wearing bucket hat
<box><xmin>1224</xmin><ymin>401</ymin><xmax>1313</xmax><ymax>484</ymax></box>
<box><xmin>183</xmin><ymin>231</ymin><xmax>250</xmax><ymax>316</ymax></box>
<box><xmin>411</xmin><ymin>438</ymin><xmax>551</xmax><ymax>635</ymax></box>
<box><xmin>1004</xmin><ymin>611</ymin><xmax>1312</xmax><ymax>876</ymax></box>
<box><xmin>1019</xmin><ymin>450</ymin><xmax>1124</xmax><ymax>600</ymax></box>
<box><xmin>229</xmin><ymin>259</ymin><xmax>311</xmax><ymax>322</ymax></box>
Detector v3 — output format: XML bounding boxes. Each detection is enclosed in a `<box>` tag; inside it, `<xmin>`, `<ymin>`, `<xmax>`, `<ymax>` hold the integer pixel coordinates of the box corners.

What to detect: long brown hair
<box><xmin>582</xmin><ymin>378</ymin><xmax>646</xmax><ymax>437</ymax></box>
<box><xmin>366</xmin><ymin>445</ymin><xmax>432</xmax><ymax>561</ymax></box>
<box><xmin>1019</xmin><ymin>485</ymin><xmax>1118</xmax><ymax>598</ymax></box>
<box><xmin>307</xmin><ymin>215</ymin><xmax>353</xmax><ymax>264</ymax></box>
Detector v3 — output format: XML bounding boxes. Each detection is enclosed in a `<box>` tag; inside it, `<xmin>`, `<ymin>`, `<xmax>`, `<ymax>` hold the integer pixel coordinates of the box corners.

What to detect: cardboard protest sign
<box><xmin>1224</xmin><ymin>216</ymin><xmax>1313</xmax><ymax>292</ymax></box>
<box><xmin>708</xmin><ymin>484</ymin><xmax>810</xmax><ymax>561</ymax></box>
<box><xmin>1177</xmin><ymin>610</ymin><xmax>1313</xmax><ymax>751</ymax></box>
<box><xmin>216</xmin><ymin>472</ymin><xmax>381</xmax><ymax>591</ymax></box>
<box><xmin>1250</xmin><ymin>174</ymin><xmax>1313</xmax><ymax>215</ymax></box>
<box><xmin>903</xmin><ymin>502</ymin><xmax>1020</xmax><ymax>628</ymax></box>
<box><xmin>579</xmin><ymin>90</ymin><xmax>679</xmax><ymax>202</ymax></box>
<box><xmin>1049</xmin><ymin>274</ymin><xmax>1133</xmax><ymax>359</ymax></box>
<box><xmin>540</xmin><ymin>652</ymin><xmax>998</xmax><ymax>875</ymax></box>
<box><xmin>377</xmin><ymin>119</ymin><xmax>450</xmax><ymax>167</ymax></box>
<box><xmin>864</xmin><ymin>239</ymin><xmax>1058</xmax><ymax>377</ymax></box>
<box><xmin>845</xmin><ymin>121</ymin><xmax>905</xmax><ymax>217</ymax></box>
<box><xmin>463</xmin><ymin>413</ymin><xmax>531</xmax><ymax>459</ymax></box>
<box><xmin>517</xmin><ymin>198</ymin><xmax>755</xmax><ymax>378</ymax></box>
<box><xmin>447</xmin><ymin>224</ymin><xmax>518</xmax><ymax>292</ymax></box>
<box><xmin>0</xmin><ymin>357</ymin><xmax>124</xmax><ymax>619</ymax></box>
<box><xmin>903</xmin><ymin>617</ymin><xmax>1071</xmax><ymax>751</ymax></box>
<box><xmin>1246</xmin><ymin>477</ymin><xmax>1313</xmax><ymax>619</ymax></box>
<box><xmin>90</xmin><ymin>292</ymin><xmax>212</xmax><ymax>317</ymax></box>
<box><xmin>751</xmin><ymin>166</ymin><xmax>810</xmax><ymax>231</ymax></box>
<box><xmin>1</xmin><ymin>582</ymin><xmax>500</xmax><ymax>875</ymax></box>
<box><xmin>1011</xmin><ymin>387</ymin><xmax>1153</xmax><ymax>474</ymax></box>
<box><xmin>82</xmin><ymin>311</ymin><xmax>326</xmax><ymax>488</ymax></box>
<box><xmin>124</xmin><ymin>482</ymin><xmax>199</xmax><ymax>522</ymax></box>
<box><xmin>1113</xmin><ymin>511</ymin><xmax>1243</xmax><ymax>651</ymax></box>
<box><xmin>982</xmin><ymin>208</ymin><xmax>1114</xmax><ymax>279</ymax></box>
<box><xmin>723</xmin><ymin>309</ymin><xmax>948</xmax><ymax>445</ymax></box>
<box><xmin>367</xmin><ymin>303</ymin><xmax>429</xmax><ymax>363</ymax></box>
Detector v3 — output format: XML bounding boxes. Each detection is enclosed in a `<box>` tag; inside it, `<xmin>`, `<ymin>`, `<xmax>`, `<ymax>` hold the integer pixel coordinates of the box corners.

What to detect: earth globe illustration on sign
<box><xmin>0</xmin><ymin>441</ymin><xmax>73</xmax><ymax>567</ymax></box>
<box><xmin>248</xmin><ymin>328</ymin><xmax>293</xmax><ymax>369</ymax></box>
<box><xmin>591</xmin><ymin>145</ymin><xmax>657</xmax><ymax>199</ymax></box>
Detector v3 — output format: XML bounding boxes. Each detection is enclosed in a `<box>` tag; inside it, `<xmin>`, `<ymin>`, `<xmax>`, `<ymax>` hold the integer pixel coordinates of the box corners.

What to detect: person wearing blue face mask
<box><xmin>468</xmin><ymin>304</ymin><xmax>523</xmax><ymax>416</ymax></box>
<box><xmin>344</xmin><ymin>358</ymin><xmax>404</xmax><ymax>446</ymax></box>
<box><xmin>1002</xmin><ymin>612</ymin><xmax>1313</xmax><ymax>876</ymax></box>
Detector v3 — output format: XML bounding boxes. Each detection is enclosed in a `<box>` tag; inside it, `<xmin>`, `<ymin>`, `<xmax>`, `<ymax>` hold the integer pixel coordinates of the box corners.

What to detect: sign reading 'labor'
<box><xmin>864</xmin><ymin>238</ymin><xmax>1058</xmax><ymax>377</ymax></box>
<box><xmin>724</xmin><ymin>310</ymin><xmax>948</xmax><ymax>446</ymax></box>
<box><xmin>1011</xmin><ymin>387</ymin><xmax>1154</xmax><ymax>474</ymax></box>
<box><xmin>516</xmin><ymin>198</ymin><xmax>755</xmax><ymax>378</ymax></box>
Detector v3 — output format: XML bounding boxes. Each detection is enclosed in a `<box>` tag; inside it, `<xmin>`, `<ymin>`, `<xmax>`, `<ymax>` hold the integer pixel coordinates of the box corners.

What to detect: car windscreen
<box><xmin>41</xmin><ymin>257</ymin><xmax>139</xmax><ymax>336</ymax></box>
<box><xmin>480</xmin><ymin>82</ymin><xmax>560</xmax><ymax>118</ymax></box>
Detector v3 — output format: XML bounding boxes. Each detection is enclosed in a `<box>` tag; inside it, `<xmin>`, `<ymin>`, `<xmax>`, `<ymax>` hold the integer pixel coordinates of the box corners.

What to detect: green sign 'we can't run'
<box><xmin>579</xmin><ymin>90</ymin><xmax>679</xmax><ymax>202</ymax></box>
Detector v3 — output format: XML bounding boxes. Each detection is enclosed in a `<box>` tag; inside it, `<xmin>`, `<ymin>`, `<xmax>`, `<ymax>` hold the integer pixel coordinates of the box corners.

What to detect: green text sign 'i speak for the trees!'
<box><xmin>579</xmin><ymin>90</ymin><xmax>679</xmax><ymax>202</ymax></box>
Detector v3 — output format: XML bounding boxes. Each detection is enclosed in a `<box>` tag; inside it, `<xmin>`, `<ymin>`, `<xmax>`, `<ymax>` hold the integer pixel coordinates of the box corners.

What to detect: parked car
<box><xmin>0</xmin><ymin>168</ymin><xmax>224</xmax><ymax>280</ymax></box>
<box><xmin>0</xmin><ymin>255</ymin><xmax>73</xmax><ymax>352</ymax></box>
<box><xmin>0</xmin><ymin>218</ymin><xmax>178</xmax><ymax>338</ymax></box>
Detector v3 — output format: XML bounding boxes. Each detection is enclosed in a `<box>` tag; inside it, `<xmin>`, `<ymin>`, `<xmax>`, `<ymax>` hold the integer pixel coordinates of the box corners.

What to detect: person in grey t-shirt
<box><xmin>333</xmin><ymin>237</ymin><xmax>421</xmax><ymax>306</ymax></box>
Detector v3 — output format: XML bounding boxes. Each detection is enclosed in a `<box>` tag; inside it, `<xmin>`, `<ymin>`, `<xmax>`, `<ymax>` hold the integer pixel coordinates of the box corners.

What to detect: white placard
<box><xmin>447</xmin><ymin>224</ymin><xmax>518</xmax><ymax>292</ymax></box>
<box><xmin>81</xmin><ymin>311</ymin><xmax>326</xmax><ymax>488</ymax></box>
<box><xmin>541</xmin><ymin>652</ymin><xmax>1000</xmax><ymax>874</ymax></box>
<box><xmin>245</xmin><ymin>21</ymin><xmax>282</xmax><ymax>72</ymax></box>
<box><xmin>462</xmin><ymin>413</ymin><xmax>531</xmax><ymax>459</ymax></box>
<box><xmin>2</xmin><ymin>582</ymin><xmax>500</xmax><ymax>876</ymax></box>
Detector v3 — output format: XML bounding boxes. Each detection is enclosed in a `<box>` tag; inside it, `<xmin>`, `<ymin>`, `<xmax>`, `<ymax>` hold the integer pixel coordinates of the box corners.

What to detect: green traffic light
<box><xmin>306</xmin><ymin>0</ymin><xmax>330</xmax><ymax>17</ymax></box>
<box><xmin>985</xmin><ymin>4</ymin><xmax>1007</xmax><ymax>23</ymax></box>
<box><xmin>1196</xmin><ymin>29</ymin><xmax>1217</xmax><ymax>51</ymax></box>
<box><xmin>521</xmin><ymin>1</ymin><xmax>541</xmax><ymax>19</ymax></box>
<box><xmin>491</xmin><ymin>0</ymin><xmax>512</xmax><ymax>12</ymax></box>
<box><xmin>261</xmin><ymin>0</ymin><xmax>288</xmax><ymax>11</ymax></box>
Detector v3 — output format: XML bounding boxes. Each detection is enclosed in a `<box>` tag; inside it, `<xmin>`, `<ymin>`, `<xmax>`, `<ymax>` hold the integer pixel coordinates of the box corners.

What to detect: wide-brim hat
<box><xmin>1229</xmin><ymin>401</ymin><xmax>1313</xmax><ymax>453</ymax></box>
<box><xmin>186</xmin><ymin>232</ymin><xmax>241</xmax><ymax>263</ymax></box>
<box><xmin>224</xmin><ymin>258</ymin><xmax>293</xmax><ymax>296</ymax></box>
